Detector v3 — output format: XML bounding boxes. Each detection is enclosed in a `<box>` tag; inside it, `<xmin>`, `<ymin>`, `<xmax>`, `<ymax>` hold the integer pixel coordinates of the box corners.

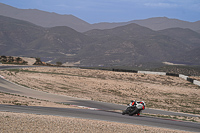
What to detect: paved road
<box><xmin>0</xmin><ymin>77</ymin><xmax>199</xmax><ymax>117</ymax></box>
<box><xmin>0</xmin><ymin>104</ymin><xmax>199</xmax><ymax>132</ymax></box>
<box><xmin>0</xmin><ymin>65</ymin><xmax>36</xmax><ymax>70</ymax></box>
<box><xmin>0</xmin><ymin>66</ymin><xmax>200</xmax><ymax>132</ymax></box>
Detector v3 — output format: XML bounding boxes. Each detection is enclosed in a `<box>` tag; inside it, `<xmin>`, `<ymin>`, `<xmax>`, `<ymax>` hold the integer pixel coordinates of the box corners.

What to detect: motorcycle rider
<box><xmin>128</xmin><ymin>100</ymin><xmax>145</xmax><ymax>116</ymax></box>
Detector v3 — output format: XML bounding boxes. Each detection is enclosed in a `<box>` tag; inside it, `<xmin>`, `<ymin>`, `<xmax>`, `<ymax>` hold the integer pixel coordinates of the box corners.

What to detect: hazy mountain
<box><xmin>26</xmin><ymin>26</ymin><xmax>93</xmax><ymax>61</ymax></box>
<box><xmin>81</xmin><ymin>23</ymin><xmax>193</xmax><ymax>66</ymax></box>
<box><xmin>91</xmin><ymin>17</ymin><xmax>200</xmax><ymax>33</ymax></box>
<box><xmin>130</xmin><ymin>17</ymin><xmax>200</xmax><ymax>32</ymax></box>
<box><xmin>158</xmin><ymin>28</ymin><xmax>200</xmax><ymax>65</ymax></box>
<box><xmin>0</xmin><ymin>15</ymin><xmax>45</xmax><ymax>55</ymax></box>
<box><xmin>176</xmin><ymin>47</ymin><xmax>200</xmax><ymax>65</ymax></box>
<box><xmin>0</xmin><ymin>15</ymin><xmax>90</xmax><ymax>60</ymax></box>
<box><xmin>0</xmin><ymin>3</ymin><xmax>200</xmax><ymax>33</ymax></box>
<box><xmin>158</xmin><ymin>28</ymin><xmax>200</xmax><ymax>49</ymax></box>
<box><xmin>0</xmin><ymin>3</ymin><xmax>90</xmax><ymax>32</ymax></box>
<box><xmin>1</xmin><ymin>15</ymin><xmax>200</xmax><ymax>66</ymax></box>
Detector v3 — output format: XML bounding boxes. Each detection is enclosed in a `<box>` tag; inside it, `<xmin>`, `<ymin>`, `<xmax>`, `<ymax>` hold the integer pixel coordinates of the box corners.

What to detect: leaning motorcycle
<box><xmin>122</xmin><ymin>102</ymin><xmax>145</xmax><ymax>116</ymax></box>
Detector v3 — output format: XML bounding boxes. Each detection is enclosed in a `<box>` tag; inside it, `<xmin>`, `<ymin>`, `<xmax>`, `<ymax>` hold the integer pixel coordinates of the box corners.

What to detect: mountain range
<box><xmin>0</xmin><ymin>3</ymin><xmax>200</xmax><ymax>33</ymax></box>
<box><xmin>0</xmin><ymin>3</ymin><xmax>200</xmax><ymax>67</ymax></box>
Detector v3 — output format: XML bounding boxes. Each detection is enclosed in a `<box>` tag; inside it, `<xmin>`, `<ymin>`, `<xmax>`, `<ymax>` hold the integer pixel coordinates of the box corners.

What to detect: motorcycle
<box><xmin>122</xmin><ymin>101</ymin><xmax>145</xmax><ymax>116</ymax></box>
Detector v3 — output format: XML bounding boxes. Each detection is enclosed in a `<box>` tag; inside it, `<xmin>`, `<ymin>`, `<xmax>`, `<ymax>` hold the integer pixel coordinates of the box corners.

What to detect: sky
<box><xmin>0</xmin><ymin>0</ymin><xmax>199</xmax><ymax>23</ymax></box>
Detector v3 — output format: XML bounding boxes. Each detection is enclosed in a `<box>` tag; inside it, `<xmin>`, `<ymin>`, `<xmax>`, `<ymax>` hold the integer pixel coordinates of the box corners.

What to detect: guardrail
<box><xmin>0</xmin><ymin>75</ymin><xmax>5</xmax><ymax>79</ymax></box>
<box><xmin>112</xmin><ymin>69</ymin><xmax>200</xmax><ymax>87</ymax></box>
<box><xmin>1</xmin><ymin>68</ymin><xmax>199</xmax><ymax>87</ymax></box>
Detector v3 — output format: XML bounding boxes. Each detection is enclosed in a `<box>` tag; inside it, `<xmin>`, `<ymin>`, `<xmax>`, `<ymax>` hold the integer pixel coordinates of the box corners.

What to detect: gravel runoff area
<box><xmin>0</xmin><ymin>112</ymin><xmax>192</xmax><ymax>133</ymax></box>
<box><xmin>0</xmin><ymin>66</ymin><xmax>199</xmax><ymax>132</ymax></box>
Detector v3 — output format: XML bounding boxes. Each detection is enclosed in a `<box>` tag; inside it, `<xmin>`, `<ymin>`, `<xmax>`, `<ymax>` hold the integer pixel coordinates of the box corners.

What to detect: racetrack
<box><xmin>0</xmin><ymin>104</ymin><xmax>200</xmax><ymax>132</ymax></box>
<box><xmin>0</xmin><ymin>66</ymin><xmax>200</xmax><ymax>132</ymax></box>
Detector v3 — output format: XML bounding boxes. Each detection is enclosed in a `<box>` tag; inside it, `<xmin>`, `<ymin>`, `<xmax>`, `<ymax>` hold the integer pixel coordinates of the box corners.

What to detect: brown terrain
<box><xmin>0</xmin><ymin>65</ymin><xmax>200</xmax><ymax>132</ymax></box>
<box><xmin>0</xmin><ymin>112</ymin><xmax>191</xmax><ymax>133</ymax></box>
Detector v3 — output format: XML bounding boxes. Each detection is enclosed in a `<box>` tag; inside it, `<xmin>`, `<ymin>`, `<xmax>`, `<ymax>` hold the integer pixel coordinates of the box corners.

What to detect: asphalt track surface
<box><xmin>0</xmin><ymin>66</ymin><xmax>200</xmax><ymax>132</ymax></box>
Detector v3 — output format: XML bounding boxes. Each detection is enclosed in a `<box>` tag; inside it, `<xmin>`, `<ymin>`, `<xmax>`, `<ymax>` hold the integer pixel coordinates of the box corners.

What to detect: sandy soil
<box><xmin>0</xmin><ymin>112</ymin><xmax>192</xmax><ymax>133</ymax></box>
<box><xmin>21</xmin><ymin>57</ymin><xmax>36</xmax><ymax>65</ymax></box>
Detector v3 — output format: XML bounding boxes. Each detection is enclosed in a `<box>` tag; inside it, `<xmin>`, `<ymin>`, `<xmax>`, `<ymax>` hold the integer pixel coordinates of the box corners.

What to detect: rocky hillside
<box><xmin>0</xmin><ymin>15</ymin><xmax>200</xmax><ymax>67</ymax></box>
<box><xmin>83</xmin><ymin>23</ymin><xmax>199</xmax><ymax>66</ymax></box>
<box><xmin>0</xmin><ymin>15</ymin><xmax>91</xmax><ymax>63</ymax></box>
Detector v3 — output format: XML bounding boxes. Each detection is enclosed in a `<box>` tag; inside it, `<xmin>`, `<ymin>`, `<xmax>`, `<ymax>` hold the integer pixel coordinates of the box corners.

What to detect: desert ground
<box><xmin>0</xmin><ymin>112</ymin><xmax>191</xmax><ymax>133</ymax></box>
<box><xmin>0</xmin><ymin>66</ymin><xmax>200</xmax><ymax>132</ymax></box>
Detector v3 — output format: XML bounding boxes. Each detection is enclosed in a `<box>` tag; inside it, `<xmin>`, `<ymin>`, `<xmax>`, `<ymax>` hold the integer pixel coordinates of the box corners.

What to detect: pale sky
<box><xmin>0</xmin><ymin>0</ymin><xmax>199</xmax><ymax>23</ymax></box>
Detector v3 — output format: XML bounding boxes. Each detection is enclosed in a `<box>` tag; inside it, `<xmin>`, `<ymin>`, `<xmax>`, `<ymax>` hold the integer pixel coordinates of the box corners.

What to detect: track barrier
<box><xmin>111</xmin><ymin>69</ymin><xmax>200</xmax><ymax>87</ymax></box>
